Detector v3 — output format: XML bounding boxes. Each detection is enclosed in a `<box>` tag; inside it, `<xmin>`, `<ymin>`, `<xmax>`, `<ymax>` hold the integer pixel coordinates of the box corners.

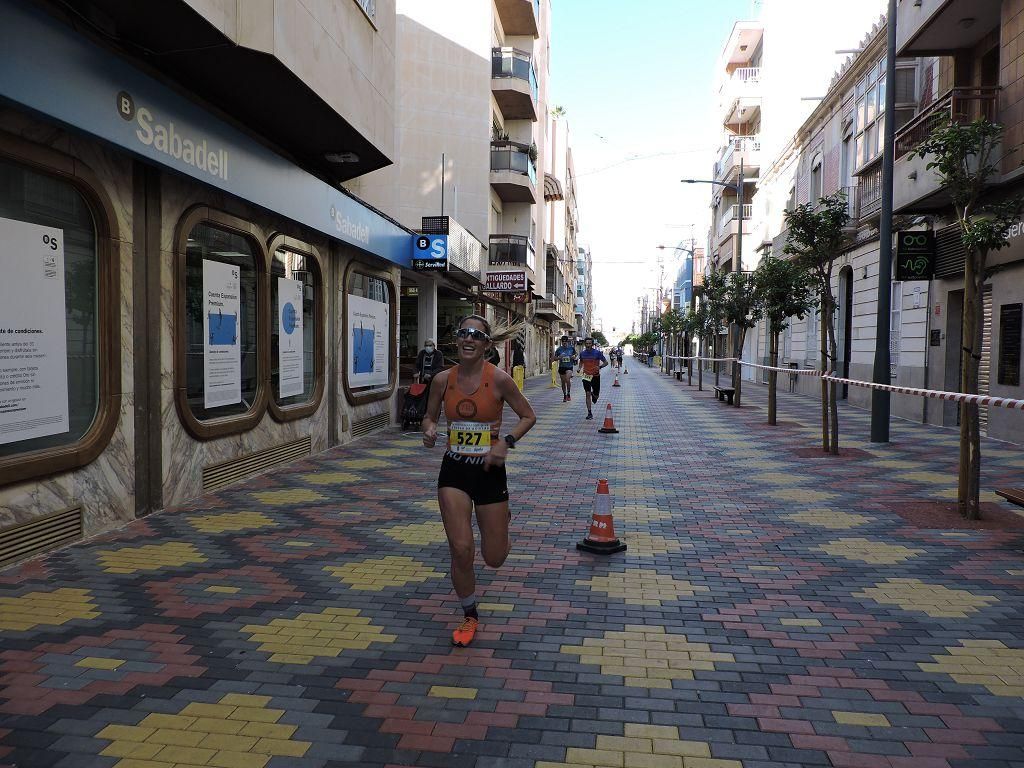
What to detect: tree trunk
<box><xmin>686</xmin><ymin>333</ymin><xmax>693</xmax><ymax>386</ymax></box>
<box><xmin>714</xmin><ymin>333</ymin><xmax>721</xmax><ymax>387</ymax></box>
<box><xmin>959</xmin><ymin>248</ymin><xmax>982</xmax><ymax>519</ymax></box>
<box><xmin>768</xmin><ymin>326</ymin><xmax>779</xmax><ymax>426</ymax></box>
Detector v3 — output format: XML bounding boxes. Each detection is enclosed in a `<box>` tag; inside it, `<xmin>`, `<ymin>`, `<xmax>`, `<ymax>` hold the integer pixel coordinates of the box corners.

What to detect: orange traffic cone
<box><xmin>612</xmin><ymin>371</ymin><xmax>621</xmax><ymax>387</ymax></box>
<box><xmin>577</xmin><ymin>479</ymin><xmax>626</xmax><ymax>555</ymax></box>
<box><xmin>624</xmin><ymin>365</ymin><xmax>629</xmax><ymax>374</ymax></box>
<box><xmin>598</xmin><ymin>402</ymin><xmax>619</xmax><ymax>434</ymax></box>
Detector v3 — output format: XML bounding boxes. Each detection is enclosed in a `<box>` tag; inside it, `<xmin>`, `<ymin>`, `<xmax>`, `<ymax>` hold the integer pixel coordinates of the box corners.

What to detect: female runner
<box><xmin>422</xmin><ymin>315</ymin><xmax>537</xmax><ymax>646</ymax></box>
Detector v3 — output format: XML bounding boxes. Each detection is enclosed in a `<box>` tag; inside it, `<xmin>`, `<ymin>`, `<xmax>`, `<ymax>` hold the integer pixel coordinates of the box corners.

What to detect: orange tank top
<box><xmin>444</xmin><ymin>362</ymin><xmax>503</xmax><ymax>456</ymax></box>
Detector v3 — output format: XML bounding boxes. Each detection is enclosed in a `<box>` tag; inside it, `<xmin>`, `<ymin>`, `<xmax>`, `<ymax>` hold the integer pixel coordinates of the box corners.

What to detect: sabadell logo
<box><xmin>117</xmin><ymin>91</ymin><xmax>228</xmax><ymax>181</ymax></box>
<box><xmin>329</xmin><ymin>205</ymin><xmax>370</xmax><ymax>244</ymax></box>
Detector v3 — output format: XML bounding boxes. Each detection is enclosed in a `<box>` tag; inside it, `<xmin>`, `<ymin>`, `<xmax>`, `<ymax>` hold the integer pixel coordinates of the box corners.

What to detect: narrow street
<box><xmin>2</xmin><ymin>363</ymin><xmax>1024</xmax><ymax>768</ymax></box>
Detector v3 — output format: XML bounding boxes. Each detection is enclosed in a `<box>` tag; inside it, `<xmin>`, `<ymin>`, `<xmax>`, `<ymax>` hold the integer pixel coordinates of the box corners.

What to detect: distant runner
<box><xmin>422</xmin><ymin>314</ymin><xmax>537</xmax><ymax>647</ymax></box>
<box><xmin>552</xmin><ymin>336</ymin><xmax>577</xmax><ymax>402</ymax></box>
<box><xmin>577</xmin><ymin>337</ymin><xmax>609</xmax><ymax>420</ymax></box>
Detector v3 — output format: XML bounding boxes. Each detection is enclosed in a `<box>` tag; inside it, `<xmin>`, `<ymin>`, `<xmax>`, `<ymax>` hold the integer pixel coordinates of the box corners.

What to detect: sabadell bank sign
<box><xmin>119</xmin><ymin>91</ymin><xmax>228</xmax><ymax>181</ymax></box>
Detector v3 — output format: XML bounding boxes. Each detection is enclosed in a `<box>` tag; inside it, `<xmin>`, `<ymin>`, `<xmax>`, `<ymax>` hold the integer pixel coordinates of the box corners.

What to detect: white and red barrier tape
<box><xmin>661</xmin><ymin>356</ymin><xmax>1024</xmax><ymax>409</ymax></box>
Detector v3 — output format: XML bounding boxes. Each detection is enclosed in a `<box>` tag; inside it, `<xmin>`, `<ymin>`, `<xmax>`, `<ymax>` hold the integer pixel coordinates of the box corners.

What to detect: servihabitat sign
<box><xmin>486</xmin><ymin>270</ymin><xmax>527</xmax><ymax>292</ymax></box>
<box><xmin>895</xmin><ymin>231</ymin><xmax>935</xmax><ymax>281</ymax></box>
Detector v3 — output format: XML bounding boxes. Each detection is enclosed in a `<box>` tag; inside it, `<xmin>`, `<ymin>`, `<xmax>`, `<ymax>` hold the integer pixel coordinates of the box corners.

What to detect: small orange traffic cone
<box><xmin>598</xmin><ymin>402</ymin><xmax>619</xmax><ymax>434</ymax></box>
<box><xmin>624</xmin><ymin>365</ymin><xmax>629</xmax><ymax>374</ymax></box>
<box><xmin>612</xmin><ymin>371</ymin><xmax>621</xmax><ymax>387</ymax></box>
<box><xmin>577</xmin><ymin>479</ymin><xmax>626</xmax><ymax>555</ymax></box>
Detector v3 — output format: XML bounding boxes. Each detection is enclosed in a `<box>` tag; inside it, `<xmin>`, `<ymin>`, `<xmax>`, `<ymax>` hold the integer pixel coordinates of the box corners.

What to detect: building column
<box><xmin>417</xmin><ymin>277</ymin><xmax>438</xmax><ymax>347</ymax></box>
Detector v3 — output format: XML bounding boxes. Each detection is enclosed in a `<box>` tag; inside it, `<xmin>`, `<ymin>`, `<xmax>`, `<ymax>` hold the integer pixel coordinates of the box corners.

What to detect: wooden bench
<box><xmin>713</xmin><ymin>386</ymin><xmax>735</xmax><ymax>405</ymax></box>
<box><xmin>996</xmin><ymin>488</ymin><xmax>1024</xmax><ymax>509</ymax></box>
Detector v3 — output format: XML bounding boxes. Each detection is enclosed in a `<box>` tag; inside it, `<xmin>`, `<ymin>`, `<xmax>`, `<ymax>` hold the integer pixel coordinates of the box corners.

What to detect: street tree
<box><xmin>590</xmin><ymin>330</ymin><xmax>609</xmax><ymax>347</ymax></box>
<box><xmin>660</xmin><ymin>308</ymin><xmax>685</xmax><ymax>373</ymax></box>
<box><xmin>784</xmin><ymin>191</ymin><xmax>852</xmax><ymax>454</ymax></box>
<box><xmin>752</xmin><ymin>256</ymin><xmax>817</xmax><ymax>425</ymax></box>
<box><xmin>680</xmin><ymin>309</ymin><xmax>698</xmax><ymax>385</ymax></box>
<box><xmin>722</xmin><ymin>271</ymin><xmax>762</xmax><ymax>407</ymax></box>
<box><xmin>701</xmin><ymin>270</ymin><xmax>730</xmax><ymax>387</ymax></box>
<box><xmin>911</xmin><ymin>118</ymin><xmax>1021</xmax><ymax>519</ymax></box>
<box><xmin>692</xmin><ymin>299</ymin><xmax>723</xmax><ymax>392</ymax></box>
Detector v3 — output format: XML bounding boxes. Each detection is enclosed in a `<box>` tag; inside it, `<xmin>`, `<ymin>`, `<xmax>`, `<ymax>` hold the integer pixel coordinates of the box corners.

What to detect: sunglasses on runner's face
<box><xmin>456</xmin><ymin>328</ymin><xmax>490</xmax><ymax>342</ymax></box>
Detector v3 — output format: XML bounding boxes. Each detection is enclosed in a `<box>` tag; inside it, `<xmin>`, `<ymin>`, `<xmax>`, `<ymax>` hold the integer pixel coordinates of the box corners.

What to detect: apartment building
<box><xmin>759</xmin><ymin>19</ymin><xmax>934</xmax><ymax>424</ymax></box>
<box><xmin>892</xmin><ymin>0</ymin><xmax>1024</xmax><ymax>442</ymax></box>
<box><xmin>356</xmin><ymin>0</ymin><xmax>553</xmax><ymax>376</ymax></box>
<box><xmin>0</xmin><ymin>0</ymin><xmax>409</xmax><ymax>550</ymax></box>
<box><xmin>576</xmin><ymin>245</ymin><xmax>594</xmax><ymax>338</ymax></box>
<box><xmin>538</xmin><ymin>115</ymin><xmax>579</xmax><ymax>346</ymax></box>
<box><xmin>704</xmin><ymin>1</ymin><xmax>890</xmax><ymax>372</ymax></box>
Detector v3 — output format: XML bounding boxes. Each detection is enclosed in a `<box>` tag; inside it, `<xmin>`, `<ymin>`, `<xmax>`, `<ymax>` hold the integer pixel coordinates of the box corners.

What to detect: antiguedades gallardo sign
<box><xmin>485</xmin><ymin>270</ymin><xmax>527</xmax><ymax>292</ymax></box>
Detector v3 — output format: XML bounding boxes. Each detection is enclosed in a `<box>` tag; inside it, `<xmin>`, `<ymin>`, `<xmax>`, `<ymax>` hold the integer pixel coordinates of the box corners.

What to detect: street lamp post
<box><xmin>682</xmin><ymin>162</ymin><xmax>747</xmax><ymax>386</ymax></box>
<box><xmin>655</xmin><ymin>243</ymin><xmax>698</xmax><ymax>376</ymax></box>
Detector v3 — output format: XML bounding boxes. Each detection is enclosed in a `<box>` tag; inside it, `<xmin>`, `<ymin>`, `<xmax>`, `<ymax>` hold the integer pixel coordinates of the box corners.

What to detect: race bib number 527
<box><xmin>449</xmin><ymin>421</ymin><xmax>491</xmax><ymax>455</ymax></box>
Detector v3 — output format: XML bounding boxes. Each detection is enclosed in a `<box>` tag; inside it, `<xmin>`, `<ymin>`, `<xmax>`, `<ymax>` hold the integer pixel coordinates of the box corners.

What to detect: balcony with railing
<box><xmin>721</xmin><ymin>67</ymin><xmax>762</xmax><ymax>126</ymax></box>
<box><xmin>490</xmin><ymin>141</ymin><xmax>538</xmax><ymax>203</ymax></box>
<box><xmin>896</xmin><ymin>0</ymin><xmax>1001</xmax><ymax>58</ymax></box>
<box><xmin>495</xmin><ymin>0</ymin><xmax>540</xmax><ymax>37</ymax></box>
<box><xmin>717</xmin><ymin>203</ymin><xmax>752</xmax><ymax>238</ymax></box>
<box><xmin>893</xmin><ymin>87</ymin><xmax>1001</xmax><ymax>213</ymax></box>
<box><xmin>491</xmin><ymin>48</ymin><xmax>539</xmax><ymax>121</ymax></box>
<box><xmin>714</xmin><ymin>135</ymin><xmax>761</xmax><ymax>183</ymax></box>
<box><xmin>488</xmin><ymin>234</ymin><xmax>536</xmax><ymax>272</ymax></box>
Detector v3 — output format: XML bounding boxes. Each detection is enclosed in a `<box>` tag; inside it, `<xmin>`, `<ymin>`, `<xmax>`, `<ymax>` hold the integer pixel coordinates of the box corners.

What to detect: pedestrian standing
<box><xmin>421</xmin><ymin>315</ymin><xmax>537</xmax><ymax>646</ymax></box>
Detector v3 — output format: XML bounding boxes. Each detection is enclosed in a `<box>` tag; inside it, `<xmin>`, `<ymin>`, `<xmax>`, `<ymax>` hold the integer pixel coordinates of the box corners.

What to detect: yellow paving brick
<box><xmin>780</xmin><ymin>619</ymin><xmax>821</xmax><ymax>627</ymax></box>
<box><xmin>76</xmin><ymin>656</ymin><xmax>125</xmax><ymax>670</ymax></box>
<box><xmin>196</xmin><ymin>733</ymin><xmax>258</xmax><ymax>752</ymax></box>
<box><xmin>595</xmin><ymin>736</ymin><xmax>653</xmax><ymax>752</ymax></box>
<box><xmin>147</xmin><ymin>729</ymin><xmax>206</xmax><ymax>747</ymax></box>
<box><xmin>208</xmin><ymin>751</ymin><xmax>270</xmax><ymax>768</ymax></box>
<box><xmin>237</xmin><ymin>722</ymin><xmax>297</xmax><ymax>739</ymax></box>
<box><xmin>833</xmin><ymin>711</ymin><xmax>890</xmax><ymax>727</ymax></box>
<box><xmin>252</xmin><ymin>738</ymin><xmax>310</xmax><ymax>757</ymax></box>
<box><xmin>227</xmin><ymin>706</ymin><xmax>283</xmax><ymax>723</ymax></box>
<box><xmin>565</xmin><ymin>747</ymin><xmax>625</xmax><ymax>766</ymax></box>
<box><xmin>152</xmin><ymin>745</ymin><xmax>216</xmax><ymax>765</ymax></box>
<box><xmin>189</xmin><ymin>718</ymin><xmax>246</xmax><ymax>735</ymax></box>
<box><xmin>624</xmin><ymin>754</ymin><xmax>683</xmax><ymax>768</ymax></box>
<box><xmin>652</xmin><ymin>740</ymin><xmax>711</xmax><ymax>758</ymax></box>
<box><xmin>97</xmin><ymin>725</ymin><xmax>155</xmax><ymax>742</ymax></box>
<box><xmin>110</xmin><ymin>761</ymin><xmax>176</xmax><ymax>768</ymax></box>
<box><xmin>138</xmin><ymin>714</ymin><xmax>197</xmax><ymax>730</ymax></box>
<box><xmin>216</xmin><ymin>694</ymin><xmax>272</xmax><ymax>708</ymax></box>
<box><xmin>100</xmin><ymin>741</ymin><xmax>164</xmax><ymax>759</ymax></box>
<box><xmin>179</xmin><ymin>703</ymin><xmax>238</xmax><ymax>719</ymax></box>
<box><xmin>428</xmin><ymin>686</ymin><xmax>478</xmax><ymax>699</ymax></box>
<box><xmin>624</xmin><ymin>725</ymin><xmax>680</xmax><ymax>740</ymax></box>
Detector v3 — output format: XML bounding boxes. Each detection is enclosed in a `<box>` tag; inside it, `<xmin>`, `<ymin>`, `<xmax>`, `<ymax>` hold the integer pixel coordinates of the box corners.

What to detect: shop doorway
<box><xmin>944</xmin><ymin>286</ymin><xmax>993</xmax><ymax>435</ymax></box>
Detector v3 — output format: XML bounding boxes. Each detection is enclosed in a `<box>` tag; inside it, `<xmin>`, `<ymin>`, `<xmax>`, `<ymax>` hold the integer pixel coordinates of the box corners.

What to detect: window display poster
<box><xmin>348</xmin><ymin>293</ymin><xmax>389</xmax><ymax>387</ymax></box>
<box><xmin>203</xmin><ymin>259</ymin><xmax>241</xmax><ymax>408</ymax></box>
<box><xmin>278</xmin><ymin>276</ymin><xmax>304</xmax><ymax>398</ymax></box>
<box><xmin>0</xmin><ymin>216</ymin><xmax>70</xmax><ymax>445</ymax></box>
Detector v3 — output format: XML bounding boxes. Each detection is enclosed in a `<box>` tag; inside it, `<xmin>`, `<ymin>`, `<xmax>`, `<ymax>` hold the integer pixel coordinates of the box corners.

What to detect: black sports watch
<box><xmin>503</xmin><ymin>434</ymin><xmax>517</xmax><ymax>449</ymax></box>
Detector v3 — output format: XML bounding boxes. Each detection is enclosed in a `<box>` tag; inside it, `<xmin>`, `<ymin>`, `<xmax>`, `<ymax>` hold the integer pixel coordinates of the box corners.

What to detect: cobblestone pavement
<box><xmin>2</xmin><ymin>361</ymin><xmax>1024</xmax><ymax>768</ymax></box>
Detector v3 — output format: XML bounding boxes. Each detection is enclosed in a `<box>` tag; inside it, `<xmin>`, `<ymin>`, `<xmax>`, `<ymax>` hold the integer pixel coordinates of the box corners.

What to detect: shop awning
<box><xmin>544</xmin><ymin>173</ymin><xmax>565</xmax><ymax>201</ymax></box>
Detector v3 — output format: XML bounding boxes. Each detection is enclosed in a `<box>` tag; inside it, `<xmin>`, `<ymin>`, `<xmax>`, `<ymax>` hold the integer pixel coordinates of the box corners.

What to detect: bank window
<box><xmin>346</xmin><ymin>272</ymin><xmax>393</xmax><ymax>395</ymax></box>
<box><xmin>271</xmin><ymin>247</ymin><xmax>319</xmax><ymax>409</ymax></box>
<box><xmin>183</xmin><ymin>222</ymin><xmax>260</xmax><ymax>421</ymax></box>
<box><xmin>0</xmin><ymin>158</ymin><xmax>100</xmax><ymax>460</ymax></box>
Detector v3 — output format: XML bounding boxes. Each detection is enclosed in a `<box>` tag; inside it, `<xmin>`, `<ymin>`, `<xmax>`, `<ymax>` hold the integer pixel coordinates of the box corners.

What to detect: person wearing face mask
<box><xmin>422</xmin><ymin>314</ymin><xmax>536</xmax><ymax>647</ymax></box>
<box><xmin>414</xmin><ymin>339</ymin><xmax>444</xmax><ymax>384</ymax></box>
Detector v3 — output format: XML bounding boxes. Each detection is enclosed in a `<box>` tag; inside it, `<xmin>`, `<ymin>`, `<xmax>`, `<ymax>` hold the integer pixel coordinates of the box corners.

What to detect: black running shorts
<box><xmin>581</xmin><ymin>374</ymin><xmax>601</xmax><ymax>400</ymax></box>
<box><xmin>438</xmin><ymin>452</ymin><xmax>509</xmax><ymax>506</ymax></box>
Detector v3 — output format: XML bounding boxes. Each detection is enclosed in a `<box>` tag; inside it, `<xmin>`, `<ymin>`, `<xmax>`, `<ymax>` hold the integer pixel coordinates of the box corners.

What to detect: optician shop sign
<box><xmin>0</xmin><ymin>1</ymin><xmax>410</xmax><ymax>265</ymax></box>
<box><xmin>895</xmin><ymin>230</ymin><xmax>936</xmax><ymax>281</ymax></box>
<box><xmin>485</xmin><ymin>270</ymin><xmax>527</xmax><ymax>292</ymax></box>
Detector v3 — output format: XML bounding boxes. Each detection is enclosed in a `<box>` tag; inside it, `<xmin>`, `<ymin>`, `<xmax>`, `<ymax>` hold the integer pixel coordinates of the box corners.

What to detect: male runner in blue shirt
<box><xmin>577</xmin><ymin>337</ymin><xmax>609</xmax><ymax>419</ymax></box>
<box><xmin>552</xmin><ymin>336</ymin><xmax>577</xmax><ymax>402</ymax></box>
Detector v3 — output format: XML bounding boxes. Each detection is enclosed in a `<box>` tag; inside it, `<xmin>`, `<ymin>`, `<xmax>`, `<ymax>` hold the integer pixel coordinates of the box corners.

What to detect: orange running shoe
<box><xmin>452</xmin><ymin>616</ymin><xmax>479</xmax><ymax>647</ymax></box>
